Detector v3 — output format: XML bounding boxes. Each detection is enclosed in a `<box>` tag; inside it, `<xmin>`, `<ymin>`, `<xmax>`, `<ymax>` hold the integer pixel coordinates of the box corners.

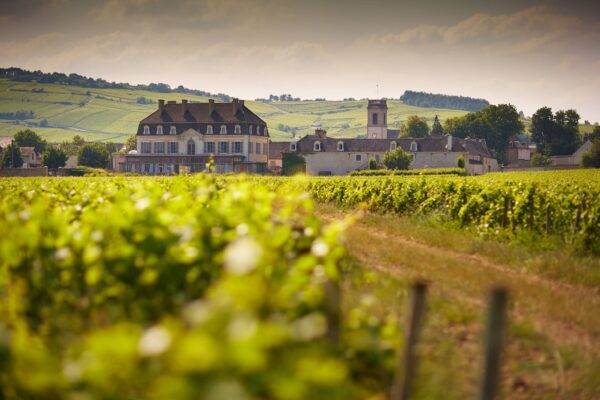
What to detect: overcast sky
<box><xmin>1</xmin><ymin>0</ymin><xmax>599</xmax><ymax>120</ymax></box>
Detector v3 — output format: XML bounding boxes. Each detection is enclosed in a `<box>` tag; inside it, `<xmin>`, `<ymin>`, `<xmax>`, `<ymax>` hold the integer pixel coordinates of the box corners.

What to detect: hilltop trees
<box><xmin>444</xmin><ymin>104</ymin><xmax>523</xmax><ymax>164</ymax></box>
<box><xmin>430</xmin><ymin>115</ymin><xmax>444</xmax><ymax>136</ymax></box>
<box><xmin>530</xmin><ymin>107</ymin><xmax>581</xmax><ymax>155</ymax></box>
<box><xmin>400</xmin><ymin>90</ymin><xmax>489</xmax><ymax>111</ymax></box>
<box><xmin>1</xmin><ymin>142</ymin><xmax>23</xmax><ymax>168</ymax></box>
<box><xmin>400</xmin><ymin>115</ymin><xmax>429</xmax><ymax>138</ymax></box>
<box><xmin>14</xmin><ymin>129</ymin><xmax>47</xmax><ymax>153</ymax></box>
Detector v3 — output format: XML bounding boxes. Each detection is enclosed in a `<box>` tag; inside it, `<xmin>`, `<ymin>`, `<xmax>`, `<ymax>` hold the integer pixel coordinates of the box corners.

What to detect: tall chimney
<box><xmin>158</xmin><ymin>99</ymin><xmax>165</xmax><ymax>113</ymax></box>
<box><xmin>181</xmin><ymin>99</ymin><xmax>188</xmax><ymax>114</ymax></box>
<box><xmin>232</xmin><ymin>98</ymin><xmax>239</xmax><ymax>114</ymax></box>
<box><xmin>447</xmin><ymin>135</ymin><xmax>453</xmax><ymax>151</ymax></box>
<box><xmin>239</xmin><ymin>100</ymin><xmax>244</xmax><ymax>109</ymax></box>
<box><xmin>208</xmin><ymin>99</ymin><xmax>214</xmax><ymax>115</ymax></box>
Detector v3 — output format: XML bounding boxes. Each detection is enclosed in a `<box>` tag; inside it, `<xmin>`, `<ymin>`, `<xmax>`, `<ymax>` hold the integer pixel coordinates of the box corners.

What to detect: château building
<box><xmin>114</xmin><ymin>99</ymin><xmax>269</xmax><ymax>174</ymax></box>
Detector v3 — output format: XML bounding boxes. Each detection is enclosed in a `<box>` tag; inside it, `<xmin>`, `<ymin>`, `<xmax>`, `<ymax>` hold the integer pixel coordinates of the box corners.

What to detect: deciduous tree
<box><xmin>14</xmin><ymin>129</ymin><xmax>47</xmax><ymax>153</ymax></box>
<box><xmin>400</xmin><ymin>115</ymin><xmax>429</xmax><ymax>138</ymax></box>
<box><xmin>383</xmin><ymin>147</ymin><xmax>412</xmax><ymax>170</ymax></box>
<box><xmin>78</xmin><ymin>143</ymin><xmax>109</xmax><ymax>168</ymax></box>
<box><xmin>42</xmin><ymin>147</ymin><xmax>67</xmax><ymax>169</ymax></box>
<box><xmin>1</xmin><ymin>142</ymin><xmax>23</xmax><ymax>168</ymax></box>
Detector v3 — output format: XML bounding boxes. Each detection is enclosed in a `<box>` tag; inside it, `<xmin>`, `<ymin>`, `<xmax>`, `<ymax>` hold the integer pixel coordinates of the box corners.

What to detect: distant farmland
<box><xmin>0</xmin><ymin>79</ymin><xmax>468</xmax><ymax>143</ymax></box>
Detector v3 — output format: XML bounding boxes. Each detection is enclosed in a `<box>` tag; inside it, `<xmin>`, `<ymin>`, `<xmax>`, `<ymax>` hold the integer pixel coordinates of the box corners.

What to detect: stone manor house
<box><xmin>114</xmin><ymin>99</ymin><xmax>269</xmax><ymax>174</ymax></box>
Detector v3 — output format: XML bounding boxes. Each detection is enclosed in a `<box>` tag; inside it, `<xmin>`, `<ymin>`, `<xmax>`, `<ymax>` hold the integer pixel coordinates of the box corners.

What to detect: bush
<box><xmin>382</xmin><ymin>147</ymin><xmax>412</xmax><ymax>170</ymax></box>
<box><xmin>349</xmin><ymin>168</ymin><xmax>466</xmax><ymax>176</ymax></box>
<box><xmin>457</xmin><ymin>156</ymin><xmax>465</xmax><ymax>169</ymax></box>
<box><xmin>581</xmin><ymin>140</ymin><xmax>600</xmax><ymax>168</ymax></box>
<box><xmin>78</xmin><ymin>143</ymin><xmax>109</xmax><ymax>168</ymax></box>
<box><xmin>368</xmin><ymin>158</ymin><xmax>378</xmax><ymax>170</ymax></box>
<box><xmin>531</xmin><ymin>152</ymin><xmax>552</xmax><ymax>167</ymax></box>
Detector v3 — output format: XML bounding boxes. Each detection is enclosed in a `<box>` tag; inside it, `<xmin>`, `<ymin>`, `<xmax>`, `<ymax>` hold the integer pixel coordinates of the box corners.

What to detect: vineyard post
<box><xmin>324</xmin><ymin>279</ymin><xmax>341</xmax><ymax>346</ymax></box>
<box><xmin>479</xmin><ymin>287</ymin><xmax>508</xmax><ymax>400</ymax></box>
<box><xmin>390</xmin><ymin>281</ymin><xmax>427</xmax><ymax>400</ymax></box>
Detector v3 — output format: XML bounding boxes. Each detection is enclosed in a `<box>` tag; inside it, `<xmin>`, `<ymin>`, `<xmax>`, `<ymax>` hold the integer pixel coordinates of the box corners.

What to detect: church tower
<box><xmin>367</xmin><ymin>99</ymin><xmax>388</xmax><ymax>139</ymax></box>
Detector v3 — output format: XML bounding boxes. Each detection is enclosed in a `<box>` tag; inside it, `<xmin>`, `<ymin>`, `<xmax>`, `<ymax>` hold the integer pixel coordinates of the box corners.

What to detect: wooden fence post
<box><xmin>479</xmin><ymin>287</ymin><xmax>508</xmax><ymax>400</ymax></box>
<box><xmin>390</xmin><ymin>281</ymin><xmax>428</xmax><ymax>400</ymax></box>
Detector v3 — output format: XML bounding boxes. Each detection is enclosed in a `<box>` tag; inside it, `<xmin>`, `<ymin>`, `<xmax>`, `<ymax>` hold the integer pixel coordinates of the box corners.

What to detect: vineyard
<box><xmin>0</xmin><ymin>171</ymin><xmax>599</xmax><ymax>399</ymax></box>
<box><xmin>265</xmin><ymin>170</ymin><xmax>600</xmax><ymax>254</ymax></box>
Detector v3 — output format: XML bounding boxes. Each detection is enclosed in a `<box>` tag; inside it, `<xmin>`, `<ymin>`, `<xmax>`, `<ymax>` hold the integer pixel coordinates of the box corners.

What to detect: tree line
<box><xmin>0</xmin><ymin>67</ymin><xmax>231</xmax><ymax>102</ymax></box>
<box><xmin>0</xmin><ymin>129</ymin><xmax>113</xmax><ymax>169</ymax></box>
<box><xmin>400</xmin><ymin>90</ymin><xmax>490</xmax><ymax>111</ymax></box>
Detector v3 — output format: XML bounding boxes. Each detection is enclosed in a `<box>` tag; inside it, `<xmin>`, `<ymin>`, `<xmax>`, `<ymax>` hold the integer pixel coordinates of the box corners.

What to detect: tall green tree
<box><xmin>430</xmin><ymin>115</ymin><xmax>444</xmax><ymax>136</ymax></box>
<box><xmin>124</xmin><ymin>135</ymin><xmax>137</xmax><ymax>151</ymax></box>
<box><xmin>78</xmin><ymin>143</ymin><xmax>109</xmax><ymax>168</ymax></box>
<box><xmin>42</xmin><ymin>147</ymin><xmax>67</xmax><ymax>169</ymax></box>
<box><xmin>383</xmin><ymin>147</ymin><xmax>412</xmax><ymax>170</ymax></box>
<box><xmin>1</xmin><ymin>142</ymin><xmax>24</xmax><ymax>168</ymax></box>
<box><xmin>530</xmin><ymin>107</ymin><xmax>581</xmax><ymax>155</ymax></box>
<box><xmin>13</xmin><ymin>129</ymin><xmax>47</xmax><ymax>153</ymax></box>
<box><xmin>400</xmin><ymin>115</ymin><xmax>429</xmax><ymax>138</ymax></box>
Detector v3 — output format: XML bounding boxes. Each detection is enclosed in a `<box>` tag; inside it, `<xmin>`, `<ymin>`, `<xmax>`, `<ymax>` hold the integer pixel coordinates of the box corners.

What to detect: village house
<box><xmin>19</xmin><ymin>146</ymin><xmax>42</xmax><ymax>168</ymax></box>
<box><xmin>114</xmin><ymin>99</ymin><xmax>269</xmax><ymax>174</ymax></box>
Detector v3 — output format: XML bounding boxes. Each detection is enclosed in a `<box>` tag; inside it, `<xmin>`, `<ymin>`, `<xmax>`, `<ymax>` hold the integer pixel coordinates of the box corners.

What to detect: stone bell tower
<box><xmin>367</xmin><ymin>99</ymin><xmax>388</xmax><ymax>139</ymax></box>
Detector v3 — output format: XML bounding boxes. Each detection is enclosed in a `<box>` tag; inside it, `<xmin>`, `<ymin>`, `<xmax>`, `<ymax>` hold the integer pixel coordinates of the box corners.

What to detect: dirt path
<box><xmin>317</xmin><ymin>206</ymin><xmax>600</xmax><ymax>355</ymax></box>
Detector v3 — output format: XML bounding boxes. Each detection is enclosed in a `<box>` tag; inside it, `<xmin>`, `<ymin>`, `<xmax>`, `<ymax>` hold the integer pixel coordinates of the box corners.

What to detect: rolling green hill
<box><xmin>0</xmin><ymin>79</ymin><xmax>468</xmax><ymax>143</ymax></box>
<box><xmin>1</xmin><ymin>78</ymin><xmax>594</xmax><ymax>144</ymax></box>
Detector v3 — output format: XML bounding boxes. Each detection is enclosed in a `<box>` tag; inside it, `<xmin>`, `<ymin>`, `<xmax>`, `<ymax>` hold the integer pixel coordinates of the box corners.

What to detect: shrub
<box><xmin>382</xmin><ymin>147</ymin><xmax>412</xmax><ymax>170</ymax></box>
<box><xmin>368</xmin><ymin>158</ymin><xmax>378</xmax><ymax>170</ymax></box>
<box><xmin>457</xmin><ymin>156</ymin><xmax>465</xmax><ymax>169</ymax></box>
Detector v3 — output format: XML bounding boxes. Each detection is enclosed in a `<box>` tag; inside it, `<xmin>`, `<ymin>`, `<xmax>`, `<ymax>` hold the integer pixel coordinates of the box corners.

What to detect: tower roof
<box><xmin>367</xmin><ymin>99</ymin><xmax>387</xmax><ymax>109</ymax></box>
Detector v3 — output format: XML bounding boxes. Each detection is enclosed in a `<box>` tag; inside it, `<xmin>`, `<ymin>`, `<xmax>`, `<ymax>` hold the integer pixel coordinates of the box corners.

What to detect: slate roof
<box><xmin>137</xmin><ymin>99</ymin><xmax>267</xmax><ymax>135</ymax></box>
<box><xmin>293</xmin><ymin>134</ymin><xmax>494</xmax><ymax>158</ymax></box>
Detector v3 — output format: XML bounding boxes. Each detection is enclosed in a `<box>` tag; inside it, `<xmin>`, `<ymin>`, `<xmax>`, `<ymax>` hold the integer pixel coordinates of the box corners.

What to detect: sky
<box><xmin>1</xmin><ymin>0</ymin><xmax>599</xmax><ymax>121</ymax></box>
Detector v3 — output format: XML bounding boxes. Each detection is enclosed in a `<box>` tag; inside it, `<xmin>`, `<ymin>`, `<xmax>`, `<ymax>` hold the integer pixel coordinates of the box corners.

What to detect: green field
<box><xmin>0</xmin><ymin>171</ymin><xmax>598</xmax><ymax>399</ymax></box>
<box><xmin>0</xmin><ymin>79</ymin><xmax>468</xmax><ymax>143</ymax></box>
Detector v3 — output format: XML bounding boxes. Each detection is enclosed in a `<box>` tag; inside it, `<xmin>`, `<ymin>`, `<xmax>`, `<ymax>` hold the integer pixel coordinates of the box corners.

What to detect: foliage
<box><xmin>581</xmin><ymin>140</ymin><xmax>600</xmax><ymax>168</ymax></box>
<box><xmin>531</xmin><ymin>153</ymin><xmax>552</xmax><ymax>167</ymax></box>
<box><xmin>0</xmin><ymin>109</ymin><xmax>34</xmax><ymax>120</ymax></box>
<box><xmin>0</xmin><ymin>141</ymin><xmax>23</xmax><ymax>168</ymax></box>
<box><xmin>136</xmin><ymin>96</ymin><xmax>154</xmax><ymax>104</ymax></box>
<box><xmin>457</xmin><ymin>156</ymin><xmax>465</xmax><ymax>169</ymax></box>
<box><xmin>282</xmin><ymin>152</ymin><xmax>306</xmax><ymax>175</ymax></box>
<box><xmin>430</xmin><ymin>115</ymin><xmax>444</xmax><ymax>136</ymax></box>
<box><xmin>444</xmin><ymin>104</ymin><xmax>523</xmax><ymax>164</ymax></box>
<box><xmin>13</xmin><ymin>128</ymin><xmax>47</xmax><ymax>153</ymax></box>
<box><xmin>270</xmin><ymin>170</ymin><xmax>600</xmax><ymax>254</ymax></box>
<box><xmin>368</xmin><ymin>158</ymin><xmax>378</xmax><ymax>170</ymax></box>
<box><xmin>400</xmin><ymin>115</ymin><xmax>429</xmax><ymax>138</ymax></box>
<box><xmin>0</xmin><ymin>175</ymin><xmax>397</xmax><ymax>399</ymax></box>
<box><xmin>382</xmin><ymin>147</ymin><xmax>412</xmax><ymax>170</ymax></box>
<box><xmin>42</xmin><ymin>146</ymin><xmax>67</xmax><ymax>168</ymax></box>
<box><xmin>530</xmin><ymin>107</ymin><xmax>582</xmax><ymax>156</ymax></box>
<box><xmin>400</xmin><ymin>90</ymin><xmax>489</xmax><ymax>111</ymax></box>
<box><xmin>124</xmin><ymin>135</ymin><xmax>137</xmax><ymax>152</ymax></box>
<box><xmin>350</xmin><ymin>168</ymin><xmax>466</xmax><ymax>176</ymax></box>
<box><xmin>583</xmin><ymin>126</ymin><xmax>600</xmax><ymax>142</ymax></box>
<box><xmin>78</xmin><ymin>143</ymin><xmax>109</xmax><ymax>168</ymax></box>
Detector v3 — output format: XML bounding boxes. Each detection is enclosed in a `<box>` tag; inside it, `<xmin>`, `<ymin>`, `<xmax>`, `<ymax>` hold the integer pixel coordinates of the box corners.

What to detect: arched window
<box><xmin>256</xmin><ymin>126</ymin><xmax>261</xmax><ymax>135</ymax></box>
<box><xmin>234</xmin><ymin>125</ymin><xmax>241</xmax><ymax>134</ymax></box>
<box><xmin>410</xmin><ymin>141</ymin><xmax>418</xmax><ymax>152</ymax></box>
<box><xmin>187</xmin><ymin>139</ymin><xmax>195</xmax><ymax>155</ymax></box>
<box><xmin>169</xmin><ymin>126</ymin><xmax>176</xmax><ymax>135</ymax></box>
<box><xmin>206</xmin><ymin>125</ymin><xmax>213</xmax><ymax>134</ymax></box>
<box><xmin>337</xmin><ymin>141</ymin><xmax>344</xmax><ymax>151</ymax></box>
<box><xmin>220</xmin><ymin>125</ymin><xmax>227</xmax><ymax>134</ymax></box>
<box><xmin>290</xmin><ymin>143</ymin><xmax>297</xmax><ymax>151</ymax></box>
<box><xmin>143</xmin><ymin>125</ymin><xmax>150</xmax><ymax>135</ymax></box>
<box><xmin>156</xmin><ymin>125</ymin><xmax>163</xmax><ymax>135</ymax></box>
<box><xmin>390</xmin><ymin>141</ymin><xmax>397</xmax><ymax>150</ymax></box>
<box><xmin>249</xmin><ymin>125</ymin><xmax>253</xmax><ymax>134</ymax></box>
<box><xmin>372</xmin><ymin>113</ymin><xmax>378</xmax><ymax>125</ymax></box>
<box><xmin>314</xmin><ymin>141</ymin><xmax>321</xmax><ymax>151</ymax></box>
<box><xmin>264</xmin><ymin>128</ymin><xmax>268</xmax><ymax>136</ymax></box>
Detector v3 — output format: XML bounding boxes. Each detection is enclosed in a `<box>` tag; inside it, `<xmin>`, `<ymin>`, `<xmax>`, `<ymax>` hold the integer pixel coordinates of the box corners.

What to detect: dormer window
<box><xmin>143</xmin><ymin>125</ymin><xmax>150</xmax><ymax>135</ymax></box>
<box><xmin>257</xmin><ymin>126</ymin><xmax>261</xmax><ymax>135</ymax></box>
<box><xmin>314</xmin><ymin>141</ymin><xmax>321</xmax><ymax>151</ymax></box>
<box><xmin>290</xmin><ymin>143</ymin><xmax>297</xmax><ymax>151</ymax></box>
<box><xmin>337</xmin><ymin>141</ymin><xmax>344</xmax><ymax>151</ymax></box>
<box><xmin>249</xmin><ymin>125</ymin><xmax>253</xmax><ymax>134</ymax></box>
<box><xmin>234</xmin><ymin>125</ymin><xmax>241</xmax><ymax>134</ymax></box>
<box><xmin>169</xmin><ymin>126</ymin><xmax>176</xmax><ymax>135</ymax></box>
<box><xmin>264</xmin><ymin>128</ymin><xmax>268</xmax><ymax>136</ymax></box>
<box><xmin>206</xmin><ymin>125</ymin><xmax>213</xmax><ymax>134</ymax></box>
<box><xmin>390</xmin><ymin>141</ymin><xmax>397</xmax><ymax>150</ymax></box>
<box><xmin>410</xmin><ymin>141</ymin><xmax>418</xmax><ymax>152</ymax></box>
<box><xmin>156</xmin><ymin>125</ymin><xmax>163</xmax><ymax>135</ymax></box>
<box><xmin>220</xmin><ymin>125</ymin><xmax>227</xmax><ymax>134</ymax></box>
